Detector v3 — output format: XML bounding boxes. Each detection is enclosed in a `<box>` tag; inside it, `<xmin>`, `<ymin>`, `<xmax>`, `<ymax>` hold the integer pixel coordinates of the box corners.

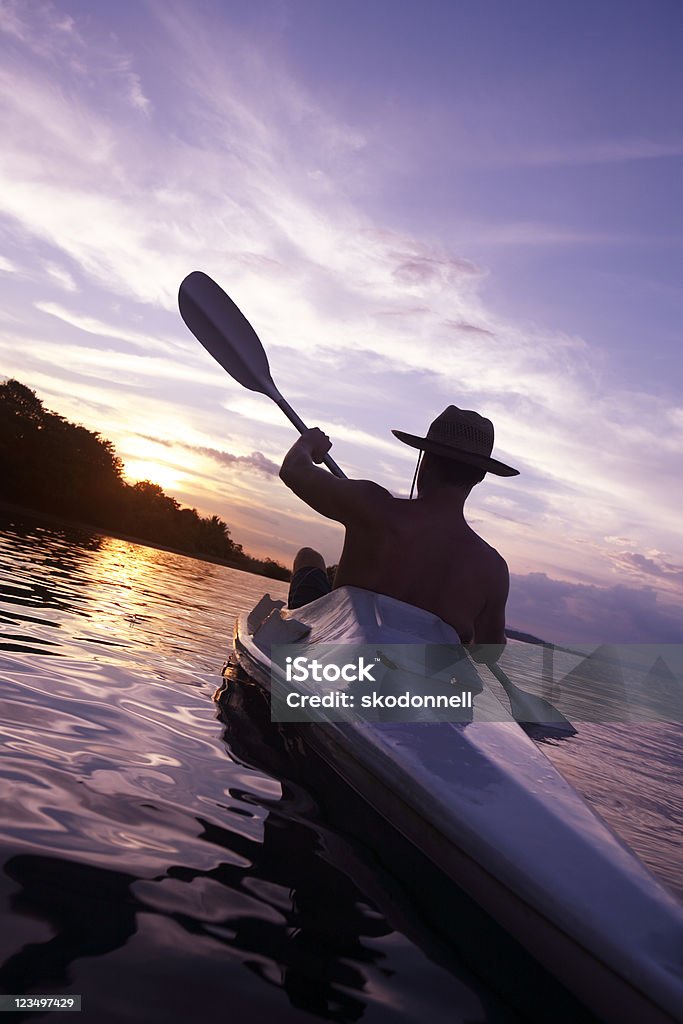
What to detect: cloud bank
<box><xmin>509</xmin><ymin>573</ymin><xmax>683</xmax><ymax>645</ymax></box>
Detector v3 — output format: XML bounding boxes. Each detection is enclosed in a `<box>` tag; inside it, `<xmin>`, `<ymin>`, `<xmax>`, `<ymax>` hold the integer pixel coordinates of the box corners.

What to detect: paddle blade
<box><xmin>178</xmin><ymin>271</ymin><xmax>280</xmax><ymax>400</ymax></box>
<box><xmin>489</xmin><ymin>663</ymin><xmax>577</xmax><ymax>737</ymax></box>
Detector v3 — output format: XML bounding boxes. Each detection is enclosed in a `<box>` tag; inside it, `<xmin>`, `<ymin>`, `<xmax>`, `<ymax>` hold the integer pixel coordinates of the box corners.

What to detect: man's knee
<box><xmin>293</xmin><ymin>547</ymin><xmax>326</xmax><ymax>573</ymax></box>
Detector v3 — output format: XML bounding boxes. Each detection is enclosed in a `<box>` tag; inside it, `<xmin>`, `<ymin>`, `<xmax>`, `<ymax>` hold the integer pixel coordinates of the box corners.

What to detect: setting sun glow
<box><xmin>124</xmin><ymin>460</ymin><xmax>183</xmax><ymax>491</ymax></box>
<box><xmin>121</xmin><ymin>436</ymin><xmax>187</xmax><ymax>492</ymax></box>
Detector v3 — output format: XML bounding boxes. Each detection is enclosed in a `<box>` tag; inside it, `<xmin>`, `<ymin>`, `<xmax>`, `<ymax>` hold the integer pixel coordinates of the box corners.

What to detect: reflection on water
<box><xmin>1</xmin><ymin>511</ymin><xmax>517</xmax><ymax>1024</ymax></box>
<box><xmin>0</xmin><ymin>509</ymin><xmax>681</xmax><ymax>1023</ymax></box>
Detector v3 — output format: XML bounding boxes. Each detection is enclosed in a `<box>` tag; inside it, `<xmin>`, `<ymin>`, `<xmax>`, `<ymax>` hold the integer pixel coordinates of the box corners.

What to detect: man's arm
<box><xmin>279</xmin><ymin>428</ymin><xmax>391</xmax><ymax>525</ymax></box>
<box><xmin>468</xmin><ymin>557</ymin><xmax>510</xmax><ymax>666</ymax></box>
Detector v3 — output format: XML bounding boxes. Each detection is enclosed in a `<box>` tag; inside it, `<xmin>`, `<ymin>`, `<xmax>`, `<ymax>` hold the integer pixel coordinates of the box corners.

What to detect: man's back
<box><xmin>332</xmin><ymin>484</ymin><xmax>508</xmax><ymax>645</ymax></box>
<box><xmin>279</xmin><ymin>422</ymin><xmax>514</xmax><ymax>655</ymax></box>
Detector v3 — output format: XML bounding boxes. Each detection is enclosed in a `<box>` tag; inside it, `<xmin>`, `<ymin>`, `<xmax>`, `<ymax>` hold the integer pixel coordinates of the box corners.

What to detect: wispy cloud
<box><xmin>42</xmin><ymin>262</ymin><xmax>77</xmax><ymax>292</ymax></box>
<box><xmin>612</xmin><ymin>551</ymin><xmax>683</xmax><ymax>589</ymax></box>
<box><xmin>501</xmin><ymin>136</ymin><xmax>683</xmax><ymax>168</ymax></box>
<box><xmin>141</xmin><ymin>434</ymin><xmax>281</xmax><ymax>479</ymax></box>
<box><xmin>2</xmin><ymin>334</ymin><xmax>219</xmax><ymax>388</ymax></box>
<box><xmin>0</xmin><ymin>0</ymin><xmax>82</xmax><ymax>55</ymax></box>
<box><xmin>443</xmin><ymin>319</ymin><xmax>495</xmax><ymax>338</ymax></box>
<box><xmin>35</xmin><ymin>301</ymin><xmax>183</xmax><ymax>354</ymax></box>
<box><xmin>193</xmin><ymin>446</ymin><xmax>279</xmax><ymax>477</ymax></box>
<box><xmin>456</xmin><ymin>222</ymin><xmax>633</xmax><ymax>247</ymax></box>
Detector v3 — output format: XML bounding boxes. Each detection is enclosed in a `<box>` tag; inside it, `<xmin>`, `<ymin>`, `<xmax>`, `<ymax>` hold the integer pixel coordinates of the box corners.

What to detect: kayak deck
<box><xmin>231</xmin><ymin>586</ymin><xmax>683</xmax><ymax>1024</ymax></box>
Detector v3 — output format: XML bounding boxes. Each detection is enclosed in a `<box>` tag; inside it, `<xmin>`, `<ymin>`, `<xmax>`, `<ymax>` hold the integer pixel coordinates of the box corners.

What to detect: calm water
<box><xmin>0</xmin><ymin>511</ymin><xmax>681</xmax><ymax>1023</ymax></box>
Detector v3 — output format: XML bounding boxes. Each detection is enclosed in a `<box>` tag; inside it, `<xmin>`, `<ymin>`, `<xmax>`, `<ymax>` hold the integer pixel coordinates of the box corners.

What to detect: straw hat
<box><xmin>392</xmin><ymin>405</ymin><xmax>519</xmax><ymax>477</ymax></box>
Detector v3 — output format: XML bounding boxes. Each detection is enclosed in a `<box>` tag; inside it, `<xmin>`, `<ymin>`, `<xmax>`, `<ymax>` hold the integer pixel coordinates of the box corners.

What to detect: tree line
<box><xmin>0</xmin><ymin>379</ymin><xmax>289</xmax><ymax>580</ymax></box>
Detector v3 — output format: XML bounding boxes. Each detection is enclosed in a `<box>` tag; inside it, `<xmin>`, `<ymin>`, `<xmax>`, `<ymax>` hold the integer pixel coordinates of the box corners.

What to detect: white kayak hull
<box><xmin>232</xmin><ymin>586</ymin><xmax>683</xmax><ymax>1024</ymax></box>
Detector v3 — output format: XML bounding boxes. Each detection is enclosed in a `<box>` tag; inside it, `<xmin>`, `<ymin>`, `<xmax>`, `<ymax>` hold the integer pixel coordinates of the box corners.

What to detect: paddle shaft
<box><xmin>489</xmin><ymin>661</ymin><xmax>519</xmax><ymax>693</ymax></box>
<box><xmin>275</xmin><ymin>395</ymin><xmax>346</xmax><ymax>479</ymax></box>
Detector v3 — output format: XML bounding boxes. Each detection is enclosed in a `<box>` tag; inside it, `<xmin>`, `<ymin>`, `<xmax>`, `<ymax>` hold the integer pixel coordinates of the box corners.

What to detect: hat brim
<box><xmin>392</xmin><ymin>429</ymin><xmax>519</xmax><ymax>477</ymax></box>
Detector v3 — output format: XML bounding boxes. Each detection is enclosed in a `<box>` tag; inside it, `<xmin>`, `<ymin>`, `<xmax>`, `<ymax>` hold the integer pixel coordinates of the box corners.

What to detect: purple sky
<box><xmin>0</xmin><ymin>0</ymin><xmax>681</xmax><ymax>643</ymax></box>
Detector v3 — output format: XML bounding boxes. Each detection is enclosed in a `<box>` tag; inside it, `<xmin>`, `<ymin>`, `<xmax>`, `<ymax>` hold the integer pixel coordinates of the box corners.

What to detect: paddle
<box><xmin>488</xmin><ymin>661</ymin><xmax>576</xmax><ymax>736</ymax></box>
<box><xmin>178</xmin><ymin>270</ymin><xmax>575</xmax><ymax>735</ymax></box>
<box><xmin>378</xmin><ymin>649</ymin><xmax>576</xmax><ymax>735</ymax></box>
<box><xmin>178</xmin><ymin>270</ymin><xmax>346</xmax><ymax>479</ymax></box>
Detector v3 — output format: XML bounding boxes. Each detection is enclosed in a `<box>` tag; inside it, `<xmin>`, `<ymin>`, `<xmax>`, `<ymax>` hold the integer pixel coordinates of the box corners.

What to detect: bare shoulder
<box><xmin>343</xmin><ymin>479</ymin><xmax>394</xmax><ymax>519</ymax></box>
<box><xmin>351</xmin><ymin>479</ymin><xmax>394</xmax><ymax>502</ymax></box>
<box><xmin>481</xmin><ymin>540</ymin><xmax>510</xmax><ymax>595</ymax></box>
<box><xmin>471</xmin><ymin>539</ymin><xmax>510</xmax><ymax>647</ymax></box>
<box><xmin>482</xmin><ymin>538</ymin><xmax>509</xmax><ymax>576</ymax></box>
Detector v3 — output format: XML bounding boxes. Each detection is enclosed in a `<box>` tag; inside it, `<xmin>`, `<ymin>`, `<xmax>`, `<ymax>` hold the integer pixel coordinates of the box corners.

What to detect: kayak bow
<box><xmin>230</xmin><ymin>585</ymin><xmax>683</xmax><ymax>1024</ymax></box>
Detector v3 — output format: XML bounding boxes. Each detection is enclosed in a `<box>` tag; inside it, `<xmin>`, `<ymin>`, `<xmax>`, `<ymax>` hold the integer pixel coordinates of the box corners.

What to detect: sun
<box><xmin>123</xmin><ymin>459</ymin><xmax>183</xmax><ymax>492</ymax></box>
<box><xmin>120</xmin><ymin>435</ymin><xmax>188</xmax><ymax>492</ymax></box>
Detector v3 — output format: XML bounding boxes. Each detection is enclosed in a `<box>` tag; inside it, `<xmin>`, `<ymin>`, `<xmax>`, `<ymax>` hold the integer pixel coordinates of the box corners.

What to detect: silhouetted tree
<box><xmin>0</xmin><ymin>379</ymin><xmax>289</xmax><ymax>579</ymax></box>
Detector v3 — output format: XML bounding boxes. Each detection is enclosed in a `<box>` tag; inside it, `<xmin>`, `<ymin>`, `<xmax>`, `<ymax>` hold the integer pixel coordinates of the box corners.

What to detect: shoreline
<box><xmin>0</xmin><ymin>500</ymin><xmax>290</xmax><ymax>580</ymax></box>
<box><xmin>1</xmin><ymin>502</ymin><xmax>556</xmax><ymax>645</ymax></box>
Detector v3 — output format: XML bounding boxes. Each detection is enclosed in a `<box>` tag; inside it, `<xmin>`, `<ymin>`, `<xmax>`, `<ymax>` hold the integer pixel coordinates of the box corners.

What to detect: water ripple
<box><xmin>1</xmin><ymin>509</ymin><xmax>680</xmax><ymax>1023</ymax></box>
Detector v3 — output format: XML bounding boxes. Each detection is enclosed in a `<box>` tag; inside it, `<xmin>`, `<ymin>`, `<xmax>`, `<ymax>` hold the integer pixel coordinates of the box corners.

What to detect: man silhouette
<box><xmin>280</xmin><ymin>406</ymin><xmax>518</xmax><ymax>663</ymax></box>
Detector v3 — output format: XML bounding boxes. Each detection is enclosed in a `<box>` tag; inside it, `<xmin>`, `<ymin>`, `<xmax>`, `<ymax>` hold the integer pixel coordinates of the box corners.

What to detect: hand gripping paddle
<box><xmin>178</xmin><ymin>271</ymin><xmax>345</xmax><ymax>478</ymax></box>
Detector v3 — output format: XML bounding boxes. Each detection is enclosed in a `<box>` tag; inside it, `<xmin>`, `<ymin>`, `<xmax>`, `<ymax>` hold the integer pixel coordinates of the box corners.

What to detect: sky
<box><xmin>0</xmin><ymin>0</ymin><xmax>681</xmax><ymax>644</ymax></box>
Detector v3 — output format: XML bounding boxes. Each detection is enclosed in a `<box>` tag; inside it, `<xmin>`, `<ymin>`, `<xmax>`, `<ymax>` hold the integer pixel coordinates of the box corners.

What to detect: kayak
<box><xmin>229</xmin><ymin>585</ymin><xmax>683</xmax><ymax>1024</ymax></box>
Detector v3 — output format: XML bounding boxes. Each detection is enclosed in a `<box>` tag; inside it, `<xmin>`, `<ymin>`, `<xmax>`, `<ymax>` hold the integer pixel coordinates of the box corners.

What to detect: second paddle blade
<box><xmin>179</xmin><ymin>271</ymin><xmax>281</xmax><ymax>400</ymax></box>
